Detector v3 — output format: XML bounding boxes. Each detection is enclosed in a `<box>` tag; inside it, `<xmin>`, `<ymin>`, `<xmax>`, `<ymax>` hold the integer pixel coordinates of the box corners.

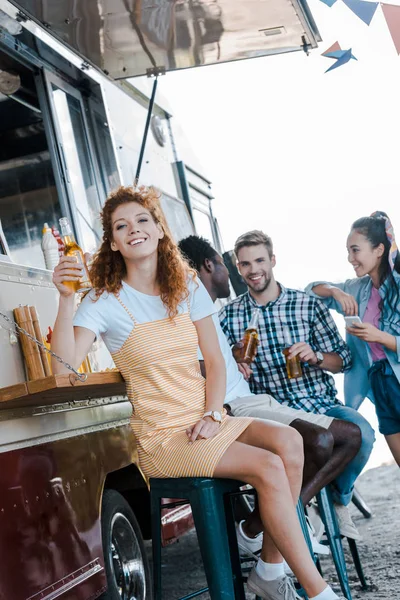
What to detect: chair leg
<box><xmin>351</xmin><ymin>487</ymin><xmax>372</xmax><ymax>519</ymax></box>
<box><xmin>224</xmin><ymin>492</ymin><xmax>247</xmax><ymax>599</ymax></box>
<box><xmin>150</xmin><ymin>492</ymin><xmax>163</xmax><ymax>600</ymax></box>
<box><xmin>347</xmin><ymin>538</ymin><xmax>368</xmax><ymax>589</ymax></box>
<box><xmin>190</xmin><ymin>484</ymin><xmax>245</xmax><ymax>600</ymax></box>
<box><xmin>297</xmin><ymin>500</ymin><xmax>314</xmax><ymax>558</ymax></box>
<box><xmin>317</xmin><ymin>488</ymin><xmax>352</xmax><ymax>600</ymax></box>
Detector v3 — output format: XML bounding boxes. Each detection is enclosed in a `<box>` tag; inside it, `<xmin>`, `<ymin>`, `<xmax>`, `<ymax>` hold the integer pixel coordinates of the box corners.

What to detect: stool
<box><xmin>317</xmin><ymin>487</ymin><xmax>352</xmax><ymax>600</ymax></box>
<box><xmin>150</xmin><ymin>477</ymin><xmax>246</xmax><ymax>600</ymax></box>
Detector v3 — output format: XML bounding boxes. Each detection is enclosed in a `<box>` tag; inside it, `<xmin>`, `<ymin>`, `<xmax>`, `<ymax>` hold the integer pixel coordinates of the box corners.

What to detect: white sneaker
<box><xmin>306</xmin><ymin>517</ymin><xmax>330</xmax><ymax>556</ymax></box>
<box><xmin>235</xmin><ymin>520</ymin><xmax>262</xmax><ymax>559</ymax></box>
<box><xmin>247</xmin><ymin>569</ymin><xmax>301</xmax><ymax>599</ymax></box>
<box><xmin>334</xmin><ymin>503</ymin><xmax>362</xmax><ymax>540</ymax></box>
<box><xmin>307</xmin><ymin>501</ymin><xmax>325</xmax><ymax>542</ymax></box>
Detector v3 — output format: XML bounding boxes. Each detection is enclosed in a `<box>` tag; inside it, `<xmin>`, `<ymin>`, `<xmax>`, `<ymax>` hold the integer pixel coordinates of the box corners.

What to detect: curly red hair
<box><xmin>89</xmin><ymin>185</ymin><xmax>193</xmax><ymax>317</ymax></box>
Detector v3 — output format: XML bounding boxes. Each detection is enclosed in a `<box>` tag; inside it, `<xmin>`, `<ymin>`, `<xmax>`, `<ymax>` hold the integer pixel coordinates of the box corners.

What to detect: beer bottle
<box><xmin>59</xmin><ymin>217</ymin><xmax>91</xmax><ymax>293</ymax></box>
<box><xmin>239</xmin><ymin>309</ymin><xmax>260</xmax><ymax>364</ymax></box>
<box><xmin>282</xmin><ymin>326</ymin><xmax>302</xmax><ymax>379</ymax></box>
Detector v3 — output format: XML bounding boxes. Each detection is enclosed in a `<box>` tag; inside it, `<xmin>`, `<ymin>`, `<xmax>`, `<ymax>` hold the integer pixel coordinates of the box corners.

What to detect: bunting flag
<box><xmin>323</xmin><ymin>47</ymin><xmax>358</xmax><ymax>72</ymax></box>
<box><xmin>322</xmin><ymin>41</ymin><xmax>342</xmax><ymax>55</ymax></box>
<box><xmin>381</xmin><ymin>4</ymin><xmax>400</xmax><ymax>55</ymax></box>
<box><xmin>342</xmin><ymin>0</ymin><xmax>379</xmax><ymax>25</ymax></box>
<box><xmin>319</xmin><ymin>0</ymin><xmax>338</xmax><ymax>6</ymax></box>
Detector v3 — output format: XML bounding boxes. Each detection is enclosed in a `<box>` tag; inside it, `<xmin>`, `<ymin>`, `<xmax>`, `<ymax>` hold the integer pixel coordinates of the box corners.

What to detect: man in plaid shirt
<box><xmin>219</xmin><ymin>230</ymin><xmax>375</xmax><ymax>538</ymax></box>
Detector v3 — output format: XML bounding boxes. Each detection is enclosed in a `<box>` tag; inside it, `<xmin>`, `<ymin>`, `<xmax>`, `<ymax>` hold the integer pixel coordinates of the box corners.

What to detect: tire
<box><xmin>99</xmin><ymin>489</ymin><xmax>152</xmax><ymax>600</ymax></box>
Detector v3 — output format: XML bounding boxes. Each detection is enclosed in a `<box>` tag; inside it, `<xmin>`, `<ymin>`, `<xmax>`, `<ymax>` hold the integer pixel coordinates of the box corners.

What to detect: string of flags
<box><xmin>319</xmin><ymin>0</ymin><xmax>400</xmax><ymax>71</ymax></box>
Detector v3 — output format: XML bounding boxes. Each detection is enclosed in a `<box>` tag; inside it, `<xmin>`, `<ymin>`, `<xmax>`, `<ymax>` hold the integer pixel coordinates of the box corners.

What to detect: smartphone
<box><xmin>344</xmin><ymin>316</ymin><xmax>362</xmax><ymax>327</ymax></box>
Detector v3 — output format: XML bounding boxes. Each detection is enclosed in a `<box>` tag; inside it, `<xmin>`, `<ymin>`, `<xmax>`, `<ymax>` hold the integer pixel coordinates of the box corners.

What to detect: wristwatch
<box><xmin>315</xmin><ymin>351</ymin><xmax>324</xmax><ymax>366</ymax></box>
<box><xmin>203</xmin><ymin>410</ymin><xmax>222</xmax><ymax>423</ymax></box>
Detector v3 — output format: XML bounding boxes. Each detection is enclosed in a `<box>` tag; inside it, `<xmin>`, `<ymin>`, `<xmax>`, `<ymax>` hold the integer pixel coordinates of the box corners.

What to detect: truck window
<box><xmin>160</xmin><ymin>194</ymin><xmax>194</xmax><ymax>241</ymax></box>
<box><xmin>0</xmin><ymin>54</ymin><xmax>62</xmax><ymax>268</ymax></box>
<box><xmin>193</xmin><ymin>208</ymin><xmax>214</xmax><ymax>245</ymax></box>
<box><xmin>45</xmin><ymin>72</ymin><xmax>104</xmax><ymax>252</ymax></box>
<box><xmin>88</xmin><ymin>96</ymin><xmax>120</xmax><ymax>196</ymax></box>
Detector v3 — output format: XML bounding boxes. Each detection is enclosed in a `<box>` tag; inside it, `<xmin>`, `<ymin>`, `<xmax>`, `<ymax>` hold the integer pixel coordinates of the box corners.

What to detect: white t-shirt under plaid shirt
<box><xmin>219</xmin><ymin>285</ymin><xmax>352</xmax><ymax>414</ymax></box>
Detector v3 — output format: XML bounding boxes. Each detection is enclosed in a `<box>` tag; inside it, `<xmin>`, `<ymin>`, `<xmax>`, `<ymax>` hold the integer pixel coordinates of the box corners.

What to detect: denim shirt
<box><xmin>305</xmin><ymin>273</ymin><xmax>400</xmax><ymax>410</ymax></box>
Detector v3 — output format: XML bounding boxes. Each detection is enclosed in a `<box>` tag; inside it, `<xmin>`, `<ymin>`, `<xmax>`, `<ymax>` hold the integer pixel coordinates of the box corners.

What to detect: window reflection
<box><xmin>90</xmin><ymin>107</ymin><xmax>119</xmax><ymax>196</ymax></box>
<box><xmin>0</xmin><ymin>96</ymin><xmax>61</xmax><ymax>268</ymax></box>
<box><xmin>51</xmin><ymin>86</ymin><xmax>102</xmax><ymax>251</ymax></box>
<box><xmin>160</xmin><ymin>194</ymin><xmax>194</xmax><ymax>241</ymax></box>
<box><xmin>193</xmin><ymin>207</ymin><xmax>214</xmax><ymax>245</ymax></box>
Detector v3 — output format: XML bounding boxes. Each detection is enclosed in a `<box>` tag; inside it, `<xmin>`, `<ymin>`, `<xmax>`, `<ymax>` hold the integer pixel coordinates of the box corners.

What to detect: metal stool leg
<box><xmin>347</xmin><ymin>538</ymin><xmax>368</xmax><ymax>589</ymax></box>
<box><xmin>190</xmin><ymin>483</ymin><xmax>245</xmax><ymax>600</ymax></box>
<box><xmin>317</xmin><ymin>488</ymin><xmax>352</xmax><ymax>600</ymax></box>
<box><xmin>224</xmin><ymin>490</ymin><xmax>247</xmax><ymax>599</ymax></box>
<box><xmin>352</xmin><ymin>487</ymin><xmax>372</xmax><ymax>519</ymax></box>
<box><xmin>150</xmin><ymin>492</ymin><xmax>163</xmax><ymax>600</ymax></box>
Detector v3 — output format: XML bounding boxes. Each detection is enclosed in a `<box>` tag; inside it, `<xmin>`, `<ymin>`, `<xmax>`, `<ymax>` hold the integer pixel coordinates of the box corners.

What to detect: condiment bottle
<box><xmin>41</xmin><ymin>223</ymin><xmax>59</xmax><ymax>271</ymax></box>
<box><xmin>282</xmin><ymin>326</ymin><xmax>302</xmax><ymax>379</ymax></box>
<box><xmin>51</xmin><ymin>225</ymin><xmax>65</xmax><ymax>257</ymax></box>
<box><xmin>239</xmin><ymin>309</ymin><xmax>260</xmax><ymax>364</ymax></box>
<box><xmin>59</xmin><ymin>217</ymin><xmax>91</xmax><ymax>293</ymax></box>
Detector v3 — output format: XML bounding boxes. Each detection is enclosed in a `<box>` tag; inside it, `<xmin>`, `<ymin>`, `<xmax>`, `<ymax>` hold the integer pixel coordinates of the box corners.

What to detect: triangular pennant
<box><xmin>381</xmin><ymin>4</ymin><xmax>400</xmax><ymax>55</ymax></box>
<box><xmin>324</xmin><ymin>48</ymin><xmax>357</xmax><ymax>73</ymax></box>
<box><xmin>322</xmin><ymin>41</ymin><xmax>342</xmax><ymax>56</ymax></box>
<box><xmin>319</xmin><ymin>0</ymin><xmax>338</xmax><ymax>6</ymax></box>
<box><xmin>325</xmin><ymin>50</ymin><xmax>348</xmax><ymax>59</ymax></box>
<box><xmin>342</xmin><ymin>0</ymin><xmax>379</xmax><ymax>25</ymax></box>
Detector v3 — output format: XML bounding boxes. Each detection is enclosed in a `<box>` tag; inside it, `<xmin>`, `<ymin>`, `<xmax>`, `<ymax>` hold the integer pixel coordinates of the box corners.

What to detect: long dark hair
<box><xmin>351</xmin><ymin>211</ymin><xmax>400</xmax><ymax>323</ymax></box>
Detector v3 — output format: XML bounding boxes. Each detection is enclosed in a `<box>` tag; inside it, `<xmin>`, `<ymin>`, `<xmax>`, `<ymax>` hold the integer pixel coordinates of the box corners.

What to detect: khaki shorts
<box><xmin>227</xmin><ymin>394</ymin><xmax>334</xmax><ymax>429</ymax></box>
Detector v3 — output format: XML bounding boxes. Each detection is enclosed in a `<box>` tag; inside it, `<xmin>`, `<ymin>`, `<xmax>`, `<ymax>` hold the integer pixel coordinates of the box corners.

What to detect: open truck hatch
<box><xmin>6</xmin><ymin>0</ymin><xmax>321</xmax><ymax>79</ymax></box>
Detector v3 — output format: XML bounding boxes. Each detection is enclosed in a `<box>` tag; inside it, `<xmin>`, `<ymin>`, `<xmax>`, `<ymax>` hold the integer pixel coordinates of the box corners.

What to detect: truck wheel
<box><xmin>100</xmin><ymin>489</ymin><xmax>152</xmax><ymax>600</ymax></box>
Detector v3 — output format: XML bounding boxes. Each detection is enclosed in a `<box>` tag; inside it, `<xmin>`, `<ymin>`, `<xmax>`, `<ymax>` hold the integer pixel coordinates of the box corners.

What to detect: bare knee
<box><xmin>329</xmin><ymin>420</ymin><xmax>362</xmax><ymax>455</ymax></box>
<box><xmin>306</xmin><ymin>429</ymin><xmax>335</xmax><ymax>469</ymax></box>
<box><xmin>253</xmin><ymin>451</ymin><xmax>287</xmax><ymax>492</ymax></box>
<box><xmin>275</xmin><ymin>428</ymin><xmax>304</xmax><ymax>472</ymax></box>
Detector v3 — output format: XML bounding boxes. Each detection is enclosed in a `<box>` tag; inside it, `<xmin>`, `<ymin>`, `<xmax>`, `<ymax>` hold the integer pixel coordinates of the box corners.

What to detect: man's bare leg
<box><xmin>295</xmin><ymin>419</ymin><xmax>361</xmax><ymax>505</ymax></box>
<box><xmin>242</xmin><ymin>418</ymin><xmax>361</xmax><ymax>537</ymax></box>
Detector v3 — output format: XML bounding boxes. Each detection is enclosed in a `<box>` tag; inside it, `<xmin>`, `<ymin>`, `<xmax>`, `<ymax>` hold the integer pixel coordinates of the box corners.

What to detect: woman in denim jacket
<box><xmin>306</xmin><ymin>212</ymin><xmax>400</xmax><ymax>465</ymax></box>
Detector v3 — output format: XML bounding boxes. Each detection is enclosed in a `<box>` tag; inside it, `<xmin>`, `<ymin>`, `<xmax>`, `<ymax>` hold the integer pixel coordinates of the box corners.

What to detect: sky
<box><xmin>154</xmin><ymin>0</ymin><xmax>400</xmax><ymax>469</ymax></box>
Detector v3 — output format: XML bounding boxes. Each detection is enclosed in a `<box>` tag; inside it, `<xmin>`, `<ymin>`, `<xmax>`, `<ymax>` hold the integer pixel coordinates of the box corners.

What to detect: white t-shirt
<box><xmin>198</xmin><ymin>313</ymin><xmax>253</xmax><ymax>405</ymax></box>
<box><xmin>73</xmin><ymin>277</ymin><xmax>216</xmax><ymax>354</ymax></box>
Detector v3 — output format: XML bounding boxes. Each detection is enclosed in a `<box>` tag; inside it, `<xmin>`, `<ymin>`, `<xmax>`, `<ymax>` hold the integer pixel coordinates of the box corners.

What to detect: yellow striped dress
<box><xmin>111</xmin><ymin>296</ymin><xmax>253</xmax><ymax>479</ymax></box>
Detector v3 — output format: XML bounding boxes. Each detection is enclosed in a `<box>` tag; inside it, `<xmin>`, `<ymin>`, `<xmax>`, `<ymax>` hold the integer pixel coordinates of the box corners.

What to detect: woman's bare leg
<box><xmin>385</xmin><ymin>432</ymin><xmax>400</xmax><ymax>466</ymax></box>
<box><xmin>238</xmin><ymin>420</ymin><xmax>304</xmax><ymax>549</ymax></box>
<box><xmin>214</xmin><ymin>423</ymin><xmax>327</xmax><ymax>598</ymax></box>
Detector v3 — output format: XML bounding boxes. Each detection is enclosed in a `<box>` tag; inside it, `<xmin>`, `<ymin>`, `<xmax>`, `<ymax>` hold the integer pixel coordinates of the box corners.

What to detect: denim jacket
<box><xmin>305</xmin><ymin>273</ymin><xmax>400</xmax><ymax>410</ymax></box>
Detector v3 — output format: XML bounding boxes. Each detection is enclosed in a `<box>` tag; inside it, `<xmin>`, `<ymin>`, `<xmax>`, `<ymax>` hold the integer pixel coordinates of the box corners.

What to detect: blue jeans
<box><xmin>369</xmin><ymin>359</ymin><xmax>400</xmax><ymax>435</ymax></box>
<box><xmin>325</xmin><ymin>405</ymin><xmax>375</xmax><ymax>506</ymax></box>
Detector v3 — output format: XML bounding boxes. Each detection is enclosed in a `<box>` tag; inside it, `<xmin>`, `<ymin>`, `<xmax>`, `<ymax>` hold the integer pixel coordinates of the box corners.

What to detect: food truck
<box><xmin>0</xmin><ymin>1</ymin><xmax>321</xmax><ymax>598</ymax></box>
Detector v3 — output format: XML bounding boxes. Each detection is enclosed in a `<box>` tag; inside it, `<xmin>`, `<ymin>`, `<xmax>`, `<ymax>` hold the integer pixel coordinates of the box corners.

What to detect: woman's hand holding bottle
<box><xmin>52</xmin><ymin>256</ymin><xmax>85</xmax><ymax>297</ymax></box>
<box><xmin>331</xmin><ymin>287</ymin><xmax>359</xmax><ymax>316</ymax></box>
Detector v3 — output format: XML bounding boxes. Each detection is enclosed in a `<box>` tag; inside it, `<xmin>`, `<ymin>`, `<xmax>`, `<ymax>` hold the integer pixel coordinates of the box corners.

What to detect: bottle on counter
<box><xmin>238</xmin><ymin>309</ymin><xmax>260</xmax><ymax>364</ymax></box>
<box><xmin>59</xmin><ymin>217</ymin><xmax>91</xmax><ymax>293</ymax></box>
<box><xmin>282</xmin><ymin>326</ymin><xmax>302</xmax><ymax>379</ymax></box>
<box><xmin>51</xmin><ymin>225</ymin><xmax>65</xmax><ymax>258</ymax></box>
<box><xmin>41</xmin><ymin>223</ymin><xmax>59</xmax><ymax>271</ymax></box>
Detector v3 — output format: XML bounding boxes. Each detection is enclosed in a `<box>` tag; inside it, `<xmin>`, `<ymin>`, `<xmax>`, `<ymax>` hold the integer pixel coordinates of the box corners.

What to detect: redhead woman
<box><xmin>307</xmin><ymin>212</ymin><xmax>400</xmax><ymax>466</ymax></box>
<box><xmin>52</xmin><ymin>186</ymin><xmax>346</xmax><ymax>600</ymax></box>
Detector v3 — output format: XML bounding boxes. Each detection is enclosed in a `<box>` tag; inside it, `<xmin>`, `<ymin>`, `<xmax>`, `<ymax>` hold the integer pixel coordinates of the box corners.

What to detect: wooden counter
<box><xmin>0</xmin><ymin>372</ymin><xmax>126</xmax><ymax>409</ymax></box>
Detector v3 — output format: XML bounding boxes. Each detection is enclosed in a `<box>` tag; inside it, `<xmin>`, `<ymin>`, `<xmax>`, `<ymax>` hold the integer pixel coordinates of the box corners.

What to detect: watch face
<box><xmin>213</xmin><ymin>411</ymin><xmax>222</xmax><ymax>422</ymax></box>
<box><xmin>316</xmin><ymin>351</ymin><xmax>324</xmax><ymax>364</ymax></box>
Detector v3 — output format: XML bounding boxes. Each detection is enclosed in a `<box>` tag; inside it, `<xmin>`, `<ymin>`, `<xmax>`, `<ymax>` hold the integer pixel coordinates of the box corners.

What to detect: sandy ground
<box><xmin>146</xmin><ymin>462</ymin><xmax>400</xmax><ymax>599</ymax></box>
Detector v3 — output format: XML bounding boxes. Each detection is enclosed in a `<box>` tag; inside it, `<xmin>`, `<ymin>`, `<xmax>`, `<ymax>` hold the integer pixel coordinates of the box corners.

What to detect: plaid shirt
<box><xmin>219</xmin><ymin>285</ymin><xmax>352</xmax><ymax>414</ymax></box>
